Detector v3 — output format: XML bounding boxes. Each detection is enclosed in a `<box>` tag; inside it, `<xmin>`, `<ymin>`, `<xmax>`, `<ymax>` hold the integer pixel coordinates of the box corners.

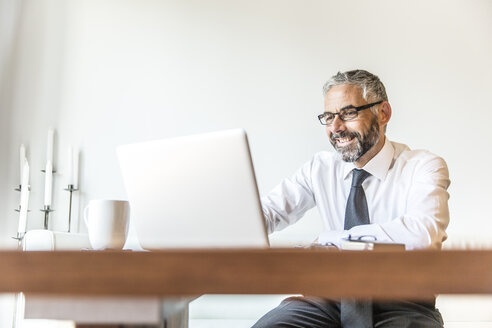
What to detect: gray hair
<box><xmin>322</xmin><ymin>69</ymin><xmax>388</xmax><ymax>115</ymax></box>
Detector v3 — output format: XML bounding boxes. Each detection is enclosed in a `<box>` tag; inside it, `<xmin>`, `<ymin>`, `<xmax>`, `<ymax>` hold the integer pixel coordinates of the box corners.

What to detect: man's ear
<box><xmin>378</xmin><ymin>101</ymin><xmax>392</xmax><ymax>127</ymax></box>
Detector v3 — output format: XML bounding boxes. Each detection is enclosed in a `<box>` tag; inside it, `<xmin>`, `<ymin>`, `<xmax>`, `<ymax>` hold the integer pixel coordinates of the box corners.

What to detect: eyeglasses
<box><xmin>317</xmin><ymin>100</ymin><xmax>383</xmax><ymax>125</ymax></box>
<box><xmin>345</xmin><ymin>234</ymin><xmax>377</xmax><ymax>242</ymax></box>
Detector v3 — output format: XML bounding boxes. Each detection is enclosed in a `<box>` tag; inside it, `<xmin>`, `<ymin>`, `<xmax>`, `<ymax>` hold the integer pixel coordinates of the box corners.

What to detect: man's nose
<box><xmin>330</xmin><ymin>115</ymin><xmax>346</xmax><ymax>133</ymax></box>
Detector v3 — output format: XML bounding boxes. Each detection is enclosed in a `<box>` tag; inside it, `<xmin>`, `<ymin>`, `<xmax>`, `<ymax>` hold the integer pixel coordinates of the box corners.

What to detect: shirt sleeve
<box><xmin>348</xmin><ymin>155</ymin><xmax>451</xmax><ymax>250</ymax></box>
<box><xmin>261</xmin><ymin>158</ymin><xmax>317</xmax><ymax>234</ymax></box>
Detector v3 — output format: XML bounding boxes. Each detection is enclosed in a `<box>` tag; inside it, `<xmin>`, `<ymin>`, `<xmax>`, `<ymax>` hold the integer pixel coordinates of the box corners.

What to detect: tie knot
<box><xmin>351</xmin><ymin>169</ymin><xmax>370</xmax><ymax>187</ymax></box>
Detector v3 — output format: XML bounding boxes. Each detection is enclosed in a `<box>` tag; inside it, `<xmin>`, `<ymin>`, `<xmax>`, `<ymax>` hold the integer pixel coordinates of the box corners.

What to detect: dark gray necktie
<box><xmin>341</xmin><ymin>169</ymin><xmax>373</xmax><ymax>328</ymax></box>
<box><xmin>344</xmin><ymin>169</ymin><xmax>371</xmax><ymax>230</ymax></box>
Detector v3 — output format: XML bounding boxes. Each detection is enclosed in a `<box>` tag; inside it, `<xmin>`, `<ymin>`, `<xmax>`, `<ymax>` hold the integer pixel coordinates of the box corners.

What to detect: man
<box><xmin>253</xmin><ymin>69</ymin><xmax>450</xmax><ymax>327</ymax></box>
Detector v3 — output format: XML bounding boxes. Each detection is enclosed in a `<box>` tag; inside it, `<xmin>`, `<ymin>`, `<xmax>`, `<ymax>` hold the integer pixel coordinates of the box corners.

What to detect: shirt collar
<box><xmin>343</xmin><ymin>137</ymin><xmax>394</xmax><ymax>181</ymax></box>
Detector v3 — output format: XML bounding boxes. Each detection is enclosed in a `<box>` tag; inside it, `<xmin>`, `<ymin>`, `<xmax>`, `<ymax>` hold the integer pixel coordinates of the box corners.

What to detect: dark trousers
<box><xmin>252</xmin><ymin>296</ymin><xmax>444</xmax><ymax>328</ymax></box>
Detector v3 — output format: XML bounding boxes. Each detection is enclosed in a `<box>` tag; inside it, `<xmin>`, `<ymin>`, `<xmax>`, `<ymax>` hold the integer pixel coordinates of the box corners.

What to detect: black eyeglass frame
<box><xmin>317</xmin><ymin>100</ymin><xmax>383</xmax><ymax>125</ymax></box>
<box><xmin>345</xmin><ymin>234</ymin><xmax>377</xmax><ymax>242</ymax></box>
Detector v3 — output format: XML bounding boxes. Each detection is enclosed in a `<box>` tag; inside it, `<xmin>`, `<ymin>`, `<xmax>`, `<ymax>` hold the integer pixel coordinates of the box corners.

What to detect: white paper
<box><xmin>18</xmin><ymin>160</ymin><xmax>30</xmax><ymax>234</ymax></box>
<box><xmin>44</xmin><ymin>161</ymin><xmax>53</xmax><ymax>206</ymax></box>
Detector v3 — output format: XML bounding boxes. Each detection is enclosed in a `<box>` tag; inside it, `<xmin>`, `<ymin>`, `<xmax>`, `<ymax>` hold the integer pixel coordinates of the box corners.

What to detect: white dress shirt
<box><xmin>261</xmin><ymin>138</ymin><xmax>450</xmax><ymax>250</ymax></box>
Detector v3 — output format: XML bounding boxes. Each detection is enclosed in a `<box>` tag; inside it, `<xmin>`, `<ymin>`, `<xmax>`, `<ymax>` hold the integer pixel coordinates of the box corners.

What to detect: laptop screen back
<box><xmin>117</xmin><ymin>129</ymin><xmax>269</xmax><ymax>249</ymax></box>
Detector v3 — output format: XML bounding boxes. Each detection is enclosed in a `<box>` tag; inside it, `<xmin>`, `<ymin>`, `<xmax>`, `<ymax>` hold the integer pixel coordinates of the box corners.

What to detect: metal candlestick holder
<box><xmin>14</xmin><ymin>184</ymin><xmax>31</xmax><ymax>194</ymax></box>
<box><xmin>64</xmin><ymin>184</ymin><xmax>79</xmax><ymax>232</ymax></box>
<box><xmin>13</xmin><ymin>185</ymin><xmax>30</xmax><ymax>247</ymax></box>
<box><xmin>40</xmin><ymin>205</ymin><xmax>54</xmax><ymax>230</ymax></box>
<box><xmin>40</xmin><ymin>167</ymin><xmax>56</xmax><ymax>230</ymax></box>
<box><xmin>12</xmin><ymin>206</ymin><xmax>29</xmax><ymax>247</ymax></box>
<box><xmin>14</xmin><ymin>185</ymin><xmax>31</xmax><ymax>214</ymax></box>
<box><xmin>14</xmin><ymin>205</ymin><xmax>31</xmax><ymax>213</ymax></box>
<box><xmin>12</xmin><ymin>232</ymin><xmax>25</xmax><ymax>248</ymax></box>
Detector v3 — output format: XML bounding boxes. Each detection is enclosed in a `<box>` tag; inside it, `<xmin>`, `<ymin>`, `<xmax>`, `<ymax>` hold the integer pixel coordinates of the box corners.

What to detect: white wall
<box><xmin>2</xmin><ymin>0</ymin><xmax>492</xmax><ymax>248</ymax></box>
<box><xmin>0</xmin><ymin>0</ymin><xmax>22</xmax><ymax>251</ymax></box>
<box><xmin>1</xmin><ymin>0</ymin><xmax>491</xmax><ymax>326</ymax></box>
<box><xmin>2</xmin><ymin>0</ymin><xmax>492</xmax><ymax>253</ymax></box>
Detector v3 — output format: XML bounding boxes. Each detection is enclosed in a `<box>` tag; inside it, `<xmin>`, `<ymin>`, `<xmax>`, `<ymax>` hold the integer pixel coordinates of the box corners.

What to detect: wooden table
<box><xmin>2</xmin><ymin>249</ymin><xmax>492</xmax><ymax>326</ymax></box>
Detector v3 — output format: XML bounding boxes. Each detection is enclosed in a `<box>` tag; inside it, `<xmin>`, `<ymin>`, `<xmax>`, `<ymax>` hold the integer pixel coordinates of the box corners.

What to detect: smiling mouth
<box><xmin>336</xmin><ymin>136</ymin><xmax>355</xmax><ymax>147</ymax></box>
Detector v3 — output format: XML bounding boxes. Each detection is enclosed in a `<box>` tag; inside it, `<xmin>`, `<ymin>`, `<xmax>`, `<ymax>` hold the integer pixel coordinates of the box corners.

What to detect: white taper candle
<box><xmin>46</xmin><ymin>128</ymin><xmax>54</xmax><ymax>163</ymax></box>
<box><xmin>19</xmin><ymin>144</ymin><xmax>26</xmax><ymax>186</ymax></box>
<box><xmin>67</xmin><ymin>146</ymin><xmax>73</xmax><ymax>185</ymax></box>
<box><xmin>18</xmin><ymin>160</ymin><xmax>30</xmax><ymax>234</ymax></box>
<box><xmin>73</xmin><ymin>148</ymin><xmax>79</xmax><ymax>189</ymax></box>
<box><xmin>44</xmin><ymin>160</ymin><xmax>53</xmax><ymax>206</ymax></box>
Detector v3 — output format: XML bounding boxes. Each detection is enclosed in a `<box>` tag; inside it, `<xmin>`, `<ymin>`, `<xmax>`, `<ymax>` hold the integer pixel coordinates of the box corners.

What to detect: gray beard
<box><xmin>329</xmin><ymin>118</ymin><xmax>380</xmax><ymax>162</ymax></box>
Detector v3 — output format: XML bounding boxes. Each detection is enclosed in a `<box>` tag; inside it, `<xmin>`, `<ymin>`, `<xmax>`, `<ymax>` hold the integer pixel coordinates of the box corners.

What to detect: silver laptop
<box><xmin>117</xmin><ymin>129</ymin><xmax>269</xmax><ymax>249</ymax></box>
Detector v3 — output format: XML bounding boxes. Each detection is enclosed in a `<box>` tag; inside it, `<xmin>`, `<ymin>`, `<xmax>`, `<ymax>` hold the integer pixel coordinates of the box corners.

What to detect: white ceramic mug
<box><xmin>84</xmin><ymin>199</ymin><xmax>130</xmax><ymax>250</ymax></box>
